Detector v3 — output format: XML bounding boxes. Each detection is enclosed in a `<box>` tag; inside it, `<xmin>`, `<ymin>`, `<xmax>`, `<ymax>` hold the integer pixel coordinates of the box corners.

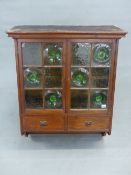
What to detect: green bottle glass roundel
<box><xmin>72</xmin><ymin>68</ymin><xmax>88</xmax><ymax>87</ymax></box>
<box><xmin>93</xmin><ymin>44</ymin><xmax>110</xmax><ymax>64</ymax></box>
<box><xmin>92</xmin><ymin>91</ymin><xmax>107</xmax><ymax>108</ymax></box>
<box><xmin>45</xmin><ymin>91</ymin><xmax>62</xmax><ymax>108</ymax></box>
<box><xmin>25</xmin><ymin>68</ymin><xmax>42</xmax><ymax>85</ymax></box>
<box><xmin>45</xmin><ymin>44</ymin><xmax>62</xmax><ymax>65</ymax></box>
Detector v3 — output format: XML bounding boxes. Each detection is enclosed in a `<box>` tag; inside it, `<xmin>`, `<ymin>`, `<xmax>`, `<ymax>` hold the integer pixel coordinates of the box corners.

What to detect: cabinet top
<box><xmin>7</xmin><ymin>25</ymin><xmax>127</xmax><ymax>39</ymax></box>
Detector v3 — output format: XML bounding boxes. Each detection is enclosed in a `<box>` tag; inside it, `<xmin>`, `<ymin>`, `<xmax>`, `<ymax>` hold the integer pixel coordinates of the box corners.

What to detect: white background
<box><xmin>0</xmin><ymin>0</ymin><xmax>131</xmax><ymax>175</ymax></box>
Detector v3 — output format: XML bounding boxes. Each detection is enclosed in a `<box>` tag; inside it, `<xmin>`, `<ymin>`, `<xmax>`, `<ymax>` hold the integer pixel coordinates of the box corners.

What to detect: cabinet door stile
<box><xmin>66</xmin><ymin>40</ymin><xmax>72</xmax><ymax>113</ymax></box>
<box><xmin>88</xmin><ymin>43</ymin><xmax>93</xmax><ymax>109</ymax></box>
<box><xmin>40</xmin><ymin>42</ymin><xmax>45</xmax><ymax>108</ymax></box>
<box><xmin>18</xmin><ymin>40</ymin><xmax>26</xmax><ymax>114</ymax></box>
<box><xmin>61</xmin><ymin>40</ymin><xmax>67</xmax><ymax>112</ymax></box>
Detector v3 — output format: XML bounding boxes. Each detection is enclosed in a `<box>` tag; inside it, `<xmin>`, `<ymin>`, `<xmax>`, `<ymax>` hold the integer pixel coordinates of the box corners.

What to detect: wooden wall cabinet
<box><xmin>7</xmin><ymin>25</ymin><xmax>126</xmax><ymax>136</ymax></box>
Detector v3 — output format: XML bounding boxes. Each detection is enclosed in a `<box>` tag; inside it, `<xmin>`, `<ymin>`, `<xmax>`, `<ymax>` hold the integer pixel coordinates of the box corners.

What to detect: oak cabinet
<box><xmin>7</xmin><ymin>25</ymin><xmax>126</xmax><ymax>136</ymax></box>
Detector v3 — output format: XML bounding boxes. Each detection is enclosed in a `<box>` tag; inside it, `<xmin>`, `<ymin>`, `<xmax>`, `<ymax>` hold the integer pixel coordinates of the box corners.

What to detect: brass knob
<box><xmin>85</xmin><ymin>121</ymin><xmax>92</xmax><ymax>127</ymax></box>
<box><xmin>39</xmin><ymin>121</ymin><xmax>48</xmax><ymax>127</ymax></box>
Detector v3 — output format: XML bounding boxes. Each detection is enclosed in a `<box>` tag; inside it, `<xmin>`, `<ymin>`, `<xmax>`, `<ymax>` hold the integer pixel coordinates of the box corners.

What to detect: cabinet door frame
<box><xmin>66</xmin><ymin>38</ymin><xmax>116</xmax><ymax>115</ymax></box>
<box><xmin>17</xmin><ymin>39</ymin><xmax>67</xmax><ymax>116</ymax></box>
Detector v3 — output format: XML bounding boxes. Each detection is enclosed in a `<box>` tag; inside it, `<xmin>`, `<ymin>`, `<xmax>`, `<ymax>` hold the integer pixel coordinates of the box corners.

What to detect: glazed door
<box><xmin>19</xmin><ymin>40</ymin><xmax>66</xmax><ymax>115</ymax></box>
<box><xmin>67</xmin><ymin>39</ymin><xmax>114</xmax><ymax>114</ymax></box>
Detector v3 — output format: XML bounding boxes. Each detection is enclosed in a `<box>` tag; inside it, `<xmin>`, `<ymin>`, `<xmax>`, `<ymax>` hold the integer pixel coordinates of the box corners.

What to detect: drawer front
<box><xmin>68</xmin><ymin>116</ymin><xmax>110</xmax><ymax>131</ymax></box>
<box><xmin>23</xmin><ymin>115</ymin><xmax>65</xmax><ymax>132</ymax></box>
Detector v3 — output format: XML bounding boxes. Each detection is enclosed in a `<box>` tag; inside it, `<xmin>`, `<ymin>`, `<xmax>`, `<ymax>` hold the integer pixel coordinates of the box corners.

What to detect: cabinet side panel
<box><xmin>109</xmin><ymin>39</ymin><xmax>119</xmax><ymax>132</ymax></box>
<box><xmin>14</xmin><ymin>39</ymin><xmax>24</xmax><ymax>135</ymax></box>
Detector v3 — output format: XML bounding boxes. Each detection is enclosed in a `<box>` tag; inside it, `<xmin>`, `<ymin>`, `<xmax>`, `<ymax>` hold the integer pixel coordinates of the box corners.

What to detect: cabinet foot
<box><xmin>107</xmin><ymin>131</ymin><xmax>111</xmax><ymax>135</ymax></box>
<box><xmin>101</xmin><ymin>132</ymin><xmax>106</xmax><ymax>136</ymax></box>
<box><xmin>24</xmin><ymin>133</ymin><xmax>29</xmax><ymax>137</ymax></box>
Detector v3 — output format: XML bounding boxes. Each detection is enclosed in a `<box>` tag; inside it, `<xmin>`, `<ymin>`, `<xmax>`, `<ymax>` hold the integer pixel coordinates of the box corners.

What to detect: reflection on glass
<box><xmin>25</xmin><ymin>90</ymin><xmax>43</xmax><ymax>108</ymax></box>
<box><xmin>44</xmin><ymin>90</ymin><xmax>62</xmax><ymax>109</ymax></box>
<box><xmin>71</xmin><ymin>68</ymin><xmax>89</xmax><ymax>87</ymax></box>
<box><xmin>24</xmin><ymin>68</ymin><xmax>42</xmax><ymax>88</ymax></box>
<box><xmin>92</xmin><ymin>44</ymin><xmax>111</xmax><ymax>66</ymax></box>
<box><xmin>91</xmin><ymin>68</ymin><xmax>109</xmax><ymax>88</ymax></box>
<box><xmin>43</xmin><ymin>43</ymin><xmax>62</xmax><ymax>65</ymax></box>
<box><xmin>91</xmin><ymin>68</ymin><xmax>109</xmax><ymax>76</ymax></box>
<box><xmin>22</xmin><ymin>43</ymin><xmax>42</xmax><ymax>65</ymax></box>
<box><xmin>44</xmin><ymin>68</ymin><xmax>62</xmax><ymax>88</ymax></box>
<box><xmin>92</xmin><ymin>79</ymin><xmax>108</xmax><ymax>88</ymax></box>
<box><xmin>72</xmin><ymin>43</ymin><xmax>90</xmax><ymax>66</ymax></box>
<box><xmin>90</xmin><ymin>90</ymin><xmax>107</xmax><ymax>109</ymax></box>
<box><xmin>71</xmin><ymin>90</ymin><xmax>88</xmax><ymax>109</ymax></box>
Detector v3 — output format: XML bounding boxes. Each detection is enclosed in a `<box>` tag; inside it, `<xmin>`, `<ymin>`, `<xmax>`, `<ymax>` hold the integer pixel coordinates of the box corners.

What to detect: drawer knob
<box><xmin>85</xmin><ymin>121</ymin><xmax>92</xmax><ymax>127</ymax></box>
<box><xmin>39</xmin><ymin>121</ymin><xmax>48</xmax><ymax>127</ymax></box>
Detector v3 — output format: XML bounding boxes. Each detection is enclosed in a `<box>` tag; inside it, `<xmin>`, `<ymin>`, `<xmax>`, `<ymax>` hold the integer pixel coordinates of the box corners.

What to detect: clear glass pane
<box><xmin>92</xmin><ymin>43</ymin><xmax>111</xmax><ymax>66</ymax></box>
<box><xmin>43</xmin><ymin>43</ymin><xmax>62</xmax><ymax>65</ymax></box>
<box><xmin>44</xmin><ymin>90</ymin><xmax>62</xmax><ymax>109</ymax></box>
<box><xmin>72</xmin><ymin>43</ymin><xmax>90</xmax><ymax>66</ymax></box>
<box><xmin>25</xmin><ymin>90</ymin><xmax>43</xmax><ymax>109</ymax></box>
<box><xmin>71</xmin><ymin>90</ymin><xmax>88</xmax><ymax>109</ymax></box>
<box><xmin>24</xmin><ymin>68</ymin><xmax>42</xmax><ymax>88</ymax></box>
<box><xmin>90</xmin><ymin>90</ymin><xmax>107</xmax><ymax>109</ymax></box>
<box><xmin>44</xmin><ymin>68</ymin><xmax>62</xmax><ymax>88</ymax></box>
<box><xmin>91</xmin><ymin>68</ymin><xmax>109</xmax><ymax>88</ymax></box>
<box><xmin>22</xmin><ymin>43</ymin><xmax>42</xmax><ymax>65</ymax></box>
<box><xmin>71</xmin><ymin>68</ymin><xmax>89</xmax><ymax>87</ymax></box>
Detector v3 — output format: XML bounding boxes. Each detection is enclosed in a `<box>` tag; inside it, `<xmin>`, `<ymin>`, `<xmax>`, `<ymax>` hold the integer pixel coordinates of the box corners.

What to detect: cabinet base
<box><xmin>22</xmin><ymin>131</ymin><xmax>111</xmax><ymax>137</ymax></box>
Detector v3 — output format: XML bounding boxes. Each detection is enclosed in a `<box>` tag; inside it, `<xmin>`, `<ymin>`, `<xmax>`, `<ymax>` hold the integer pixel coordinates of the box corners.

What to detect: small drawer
<box><xmin>68</xmin><ymin>116</ymin><xmax>110</xmax><ymax>132</ymax></box>
<box><xmin>23</xmin><ymin>115</ymin><xmax>65</xmax><ymax>132</ymax></box>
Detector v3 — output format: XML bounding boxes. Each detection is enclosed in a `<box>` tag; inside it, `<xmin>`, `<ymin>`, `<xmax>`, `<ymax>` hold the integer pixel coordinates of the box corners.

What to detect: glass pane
<box><xmin>71</xmin><ymin>90</ymin><xmax>88</xmax><ymax>109</ymax></box>
<box><xmin>25</xmin><ymin>90</ymin><xmax>43</xmax><ymax>109</ymax></box>
<box><xmin>43</xmin><ymin>43</ymin><xmax>62</xmax><ymax>65</ymax></box>
<box><xmin>24</xmin><ymin>68</ymin><xmax>42</xmax><ymax>88</ymax></box>
<box><xmin>90</xmin><ymin>90</ymin><xmax>107</xmax><ymax>109</ymax></box>
<box><xmin>44</xmin><ymin>90</ymin><xmax>62</xmax><ymax>109</ymax></box>
<box><xmin>71</xmin><ymin>68</ymin><xmax>89</xmax><ymax>87</ymax></box>
<box><xmin>91</xmin><ymin>68</ymin><xmax>109</xmax><ymax>88</ymax></box>
<box><xmin>44</xmin><ymin>68</ymin><xmax>62</xmax><ymax>88</ymax></box>
<box><xmin>72</xmin><ymin>43</ymin><xmax>90</xmax><ymax>66</ymax></box>
<box><xmin>22</xmin><ymin>43</ymin><xmax>42</xmax><ymax>65</ymax></box>
<box><xmin>92</xmin><ymin>43</ymin><xmax>111</xmax><ymax>66</ymax></box>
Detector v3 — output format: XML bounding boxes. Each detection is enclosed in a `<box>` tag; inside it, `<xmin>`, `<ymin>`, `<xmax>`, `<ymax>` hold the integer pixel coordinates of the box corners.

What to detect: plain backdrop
<box><xmin>0</xmin><ymin>0</ymin><xmax>131</xmax><ymax>175</ymax></box>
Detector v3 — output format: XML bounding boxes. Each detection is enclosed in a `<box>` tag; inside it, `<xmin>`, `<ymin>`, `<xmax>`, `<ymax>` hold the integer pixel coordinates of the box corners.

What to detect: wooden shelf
<box><xmin>91</xmin><ymin>65</ymin><xmax>110</xmax><ymax>68</ymax></box>
<box><xmin>24</xmin><ymin>88</ymin><xmax>43</xmax><ymax>90</ymax></box>
<box><xmin>71</xmin><ymin>65</ymin><xmax>90</xmax><ymax>68</ymax></box>
<box><xmin>24</xmin><ymin>87</ymin><xmax>63</xmax><ymax>90</ymax></box>
<box><xmin>44</xmin><ymin>88</ymin><xmax>63</xmax><ymax>90</ymax></box>
<box><xmin>70</xmin><ymin>87</ymin><xmax>89</xmax><ymax>90</ymax></box>
<box><xmin>90</xmin><ymin>88</ymin><xmax>109</xmax><ymax>90</ymax></box>
<box><xmin>23</xmin><ymin>65</ymin><xmax>63</xmax><ymax>68</ymax></box>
